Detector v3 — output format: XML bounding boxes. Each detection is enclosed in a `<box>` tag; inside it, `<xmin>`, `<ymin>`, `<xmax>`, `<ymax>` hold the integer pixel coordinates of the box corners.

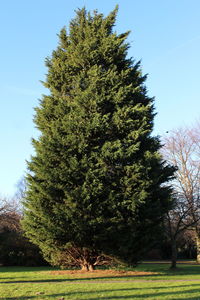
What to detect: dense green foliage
<box><xmin>22</xmin><ymin>7</ymin><xmax>174</xmax><ymax>269</ymax></box>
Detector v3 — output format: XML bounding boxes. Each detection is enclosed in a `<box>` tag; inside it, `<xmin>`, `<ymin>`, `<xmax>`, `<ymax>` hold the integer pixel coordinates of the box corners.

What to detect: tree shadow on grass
<box><xmin>1</xmin><ymin>284</ymin><xmax>200</xmax><ymax>300</ymax></box>
<box><xmin>137</xmin><ymin>263</ymin><xmax>200</xmax><ymax>275</ymax></box>
<box><xmin>0</xmin><ymin>277</ymin><xmax>157</xmax><ymax>284</ymax></box>
<box><xmin>3</xmin><ymin>273</ymin><xmax>200</xmax><ymax>284</ymax></box>
<box><xmin>2</xmin><ymin>274</ymin><xmax>200</xmax><ymax>284</ymax></box>
<box><xmin>0</xmin><ymin>267</ymin><xmax>56</xmax><ymax>273</ymax></box>
<box><xmin>177</xmin><ymin>298</ymin><xmax>200</xmax><ymax>300</ymax></box>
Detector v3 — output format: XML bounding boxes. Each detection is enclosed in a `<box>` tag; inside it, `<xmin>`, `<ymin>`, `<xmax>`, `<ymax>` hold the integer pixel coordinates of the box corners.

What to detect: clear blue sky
<box><xmin>0</xmin><ymin>0</ymin><xmax>200</xmax><ymax>197</ymax></box>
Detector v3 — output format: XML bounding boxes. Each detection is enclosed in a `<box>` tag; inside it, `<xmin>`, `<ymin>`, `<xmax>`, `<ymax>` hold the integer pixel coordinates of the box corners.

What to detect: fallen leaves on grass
<box><xmin>49</xmin><ymin>269</ymin><xmax>158</xmax><ymax>278</ymax></box>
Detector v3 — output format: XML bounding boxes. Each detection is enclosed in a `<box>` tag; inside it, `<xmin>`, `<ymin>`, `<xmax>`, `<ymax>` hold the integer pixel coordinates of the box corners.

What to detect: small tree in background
<box><xmin>22</xmin><ymin>7</ymin><xmax>174</xmax><ymax>270</ymax></box>
<box><xmin>164</xmin><ymin>198</ymin><xmax>199</xmax><ymax>269</ymax></box>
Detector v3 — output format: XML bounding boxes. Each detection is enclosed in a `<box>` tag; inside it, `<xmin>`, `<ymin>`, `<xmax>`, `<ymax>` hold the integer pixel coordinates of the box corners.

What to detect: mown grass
<box><xmin>1</xmin><ymin>263</ymin><xmax>200</xmax><ymax>299</ymax></box>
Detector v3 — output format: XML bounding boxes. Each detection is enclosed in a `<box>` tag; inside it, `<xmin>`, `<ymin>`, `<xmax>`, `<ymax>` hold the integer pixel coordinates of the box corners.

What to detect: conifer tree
<box><xmin>22</xmin><ymin>7</ymin><xmax>174</xmax><ymax>270</ymax></box>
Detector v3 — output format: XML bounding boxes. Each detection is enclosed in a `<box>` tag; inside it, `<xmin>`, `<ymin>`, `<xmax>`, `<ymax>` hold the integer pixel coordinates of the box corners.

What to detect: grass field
<box><xmin>1</xmin><ymin>263</ymin><xmax>200</xmax><ymax>299</ymax></box>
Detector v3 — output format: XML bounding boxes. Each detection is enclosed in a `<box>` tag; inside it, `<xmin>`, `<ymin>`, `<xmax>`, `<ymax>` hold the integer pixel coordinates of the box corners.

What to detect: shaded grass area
<box><xmin>1</xmin><ymin>263</ymin><xmax>200</xmax><ymax>299</ymax></box>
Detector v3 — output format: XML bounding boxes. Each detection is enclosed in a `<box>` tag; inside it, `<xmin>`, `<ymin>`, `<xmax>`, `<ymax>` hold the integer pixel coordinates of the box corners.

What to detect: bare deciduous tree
<box><xmin>0</xmin><ymin>197</ymin><xmax>20</xmax><ymax>232</ymax></box>
<box><xmin>162</xmin><ymin>124</ymin><xmax>200</xmax><ymax>267</ymax></box>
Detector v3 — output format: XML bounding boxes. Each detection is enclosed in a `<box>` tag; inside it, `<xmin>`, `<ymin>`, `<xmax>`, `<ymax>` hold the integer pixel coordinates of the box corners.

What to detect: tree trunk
<box><xmin>196</xmin><ymin>233</ymin><xmax>200</xmax><ymax>263</ymax></box>
<box><xmin>81</xmin><ymin>265</ymin><xmax>89</xmax><ymax>271</ymax></box>
<box><xmin>88</xmin><ymin>264</ymin><xmax>94</xmax><ymax>271</ymax></box>
<box><xmin>81</xmin><ymin>263</ymin><xmax>95</xmax><ymax>271</ymax></box>
<box><xmin>170</xmin><ymin>238</ymin><xmax>177</xmax><ymax>269</ymax></box>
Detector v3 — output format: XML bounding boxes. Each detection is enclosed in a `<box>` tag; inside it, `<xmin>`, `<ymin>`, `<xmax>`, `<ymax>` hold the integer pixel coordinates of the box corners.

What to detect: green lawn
<box><xmin>1</xmin><ymin>263</ymin><xmax>200</xmax><ymax>299</ymax></box>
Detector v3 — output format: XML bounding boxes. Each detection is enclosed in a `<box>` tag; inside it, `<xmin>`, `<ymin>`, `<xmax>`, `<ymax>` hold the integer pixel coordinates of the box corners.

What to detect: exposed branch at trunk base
<box><xmin>54</xmin><ymin>245</ymin><xmax>116</xmax><ymax>271</ymax></box>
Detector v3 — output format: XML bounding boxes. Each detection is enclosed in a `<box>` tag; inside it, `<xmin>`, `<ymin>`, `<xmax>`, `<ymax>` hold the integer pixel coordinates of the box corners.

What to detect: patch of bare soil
<box><xmin>49</xmin><ymin>269</ymin><xmax>158</xmax><ymax>278</ymax></box>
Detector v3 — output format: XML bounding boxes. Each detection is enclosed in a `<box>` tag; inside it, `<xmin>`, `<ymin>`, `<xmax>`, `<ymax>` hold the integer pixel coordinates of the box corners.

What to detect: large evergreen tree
<box><xmin>22</xmin><ymin>7</ymin><xmax>174</xmax><ymax>270</ymax></box>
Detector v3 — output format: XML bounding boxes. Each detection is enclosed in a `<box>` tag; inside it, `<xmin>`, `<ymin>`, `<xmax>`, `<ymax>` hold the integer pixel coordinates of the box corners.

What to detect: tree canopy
<box><xmin>22</xmin><ymin>7</ymin><xmax>174</xmax><ymax>270</ymax></box>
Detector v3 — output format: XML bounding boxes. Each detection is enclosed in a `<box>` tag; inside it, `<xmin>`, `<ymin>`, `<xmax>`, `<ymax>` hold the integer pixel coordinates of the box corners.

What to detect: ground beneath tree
<box><xmin>50</xmin><ymin>269</ymin><xmax>158</xmax><ymax>278</ymax></box>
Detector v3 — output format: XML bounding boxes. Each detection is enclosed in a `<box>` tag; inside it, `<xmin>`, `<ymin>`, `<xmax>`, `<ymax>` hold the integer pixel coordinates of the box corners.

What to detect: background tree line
<box><xmin>0</xmin><ymin>182</ymin><xmax>47</xmax><ymax>266</ymax></box>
